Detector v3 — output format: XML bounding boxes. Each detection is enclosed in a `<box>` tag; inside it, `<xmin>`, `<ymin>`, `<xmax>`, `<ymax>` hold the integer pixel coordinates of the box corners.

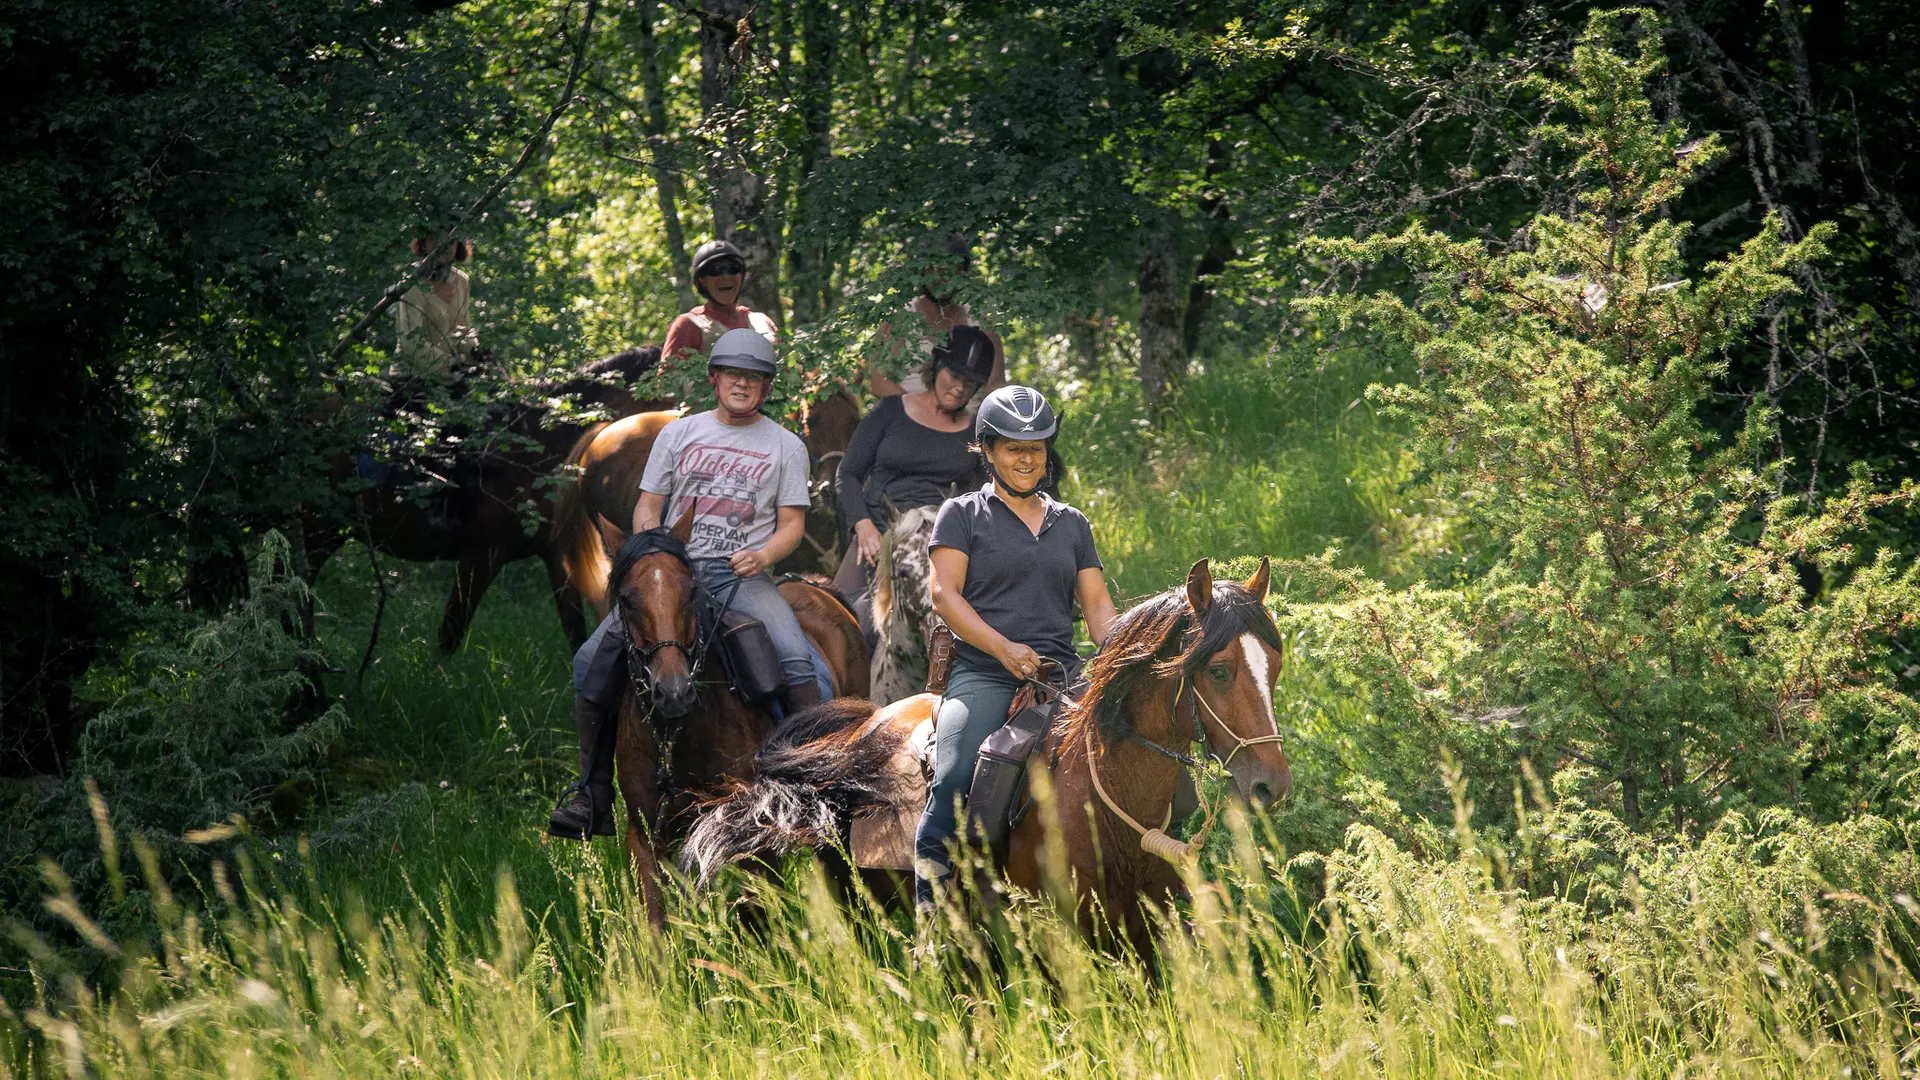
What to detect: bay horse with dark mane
<box><xmin>601</xmin><ymin>508</ymin><xmax>869</xmax><ymax>928</ymax></box>
<box><xmin>682</xmin><ymin>557</ymin><xmax>1291</xmax><ymax>957</ymax></box>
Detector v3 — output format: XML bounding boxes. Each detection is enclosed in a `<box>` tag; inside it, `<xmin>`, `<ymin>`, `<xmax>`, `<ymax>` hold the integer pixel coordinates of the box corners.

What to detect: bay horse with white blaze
<box><xmin>683</xmin><ymin>557</ymin><xmax>1291</xmax><ymax>957</ymax></box>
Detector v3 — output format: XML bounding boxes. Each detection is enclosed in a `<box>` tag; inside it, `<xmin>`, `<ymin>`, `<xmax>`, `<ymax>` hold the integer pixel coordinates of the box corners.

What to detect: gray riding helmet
<box><xmin>707</xmin><ymin>328</ymin><xmax>778</xmax><ymax>375</ymax></box>
<box><xmin>975</xmin><ymin>385</ymin><xmax>1058</xmax><ymax>442</ymax></box>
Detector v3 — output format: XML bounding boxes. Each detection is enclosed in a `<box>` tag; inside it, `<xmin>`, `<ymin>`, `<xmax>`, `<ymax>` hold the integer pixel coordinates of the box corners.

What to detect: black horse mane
<box><xmin>582</xmin><ymin>345</ymin><xmax>662</xmax><ymax>381</ymax></box>
<box><xmin>1075</xmin><ymin>581</ymin><xmax>1282</xmax><ymax>742</ymax></box>
<box><xmin>526</xmin><ymin>345</ymin><xmax>663</xmax><ymax>397</ymax></box>
<box><xmin>607</xmin><ymin>527</ymin><xmax>690</xmax><ymax>609</ymax></box>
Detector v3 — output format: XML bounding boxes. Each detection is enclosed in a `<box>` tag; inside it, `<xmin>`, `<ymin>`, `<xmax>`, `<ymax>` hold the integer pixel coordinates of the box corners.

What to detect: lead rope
<box><xmin>1082</xmin><ymin>675</ymin><xmax>1222</xmax><ymax>867</ymax></box>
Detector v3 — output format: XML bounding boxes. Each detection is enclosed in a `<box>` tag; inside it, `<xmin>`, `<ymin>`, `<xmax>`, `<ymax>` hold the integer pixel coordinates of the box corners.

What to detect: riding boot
<box><xmin>548</xmin><ymin>695</ymin><xmax>618</xmax><ymax>840</ymax></box>
<box><xmin>780</xmin><ymin>678</ymin><xmax>825</xmax><ymax>716</ymax></box>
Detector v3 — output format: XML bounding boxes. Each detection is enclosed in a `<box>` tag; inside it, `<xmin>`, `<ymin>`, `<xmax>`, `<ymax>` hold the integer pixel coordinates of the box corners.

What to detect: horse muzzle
<box><xmin>1231</xmin><ymin>758</ymin><xmax>1292</xmax><ymax>809</ymax></box>
<box><xmin>650</xmin><ymin>670</ymin><xmax>698</xmax><ymax>718</ymax></box>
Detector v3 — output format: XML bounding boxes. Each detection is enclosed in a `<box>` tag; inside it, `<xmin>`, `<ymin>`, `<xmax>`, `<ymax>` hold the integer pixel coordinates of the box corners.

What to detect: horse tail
<box><xmin>554</xmin><ymin>422</ymin><xmax>612</xmax><ymax>616</ymax></box>
<box><xmin>681</xmin><ymin>698</ymin><xmax>910</xmax><ymax>887</ymax></box>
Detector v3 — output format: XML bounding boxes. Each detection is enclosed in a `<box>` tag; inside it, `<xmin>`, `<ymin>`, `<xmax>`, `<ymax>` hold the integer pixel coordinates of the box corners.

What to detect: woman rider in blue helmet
<box><xmin>916</xmin><ymin>385</ymin><xmax>1118</xmax><ymax>909</ymax></box>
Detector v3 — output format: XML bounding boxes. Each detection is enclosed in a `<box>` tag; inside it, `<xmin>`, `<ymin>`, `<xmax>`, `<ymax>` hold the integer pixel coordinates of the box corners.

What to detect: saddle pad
<box><xmin>849</xmin><ymin>714</ymin><xmax>934</xmax><ymax>871</ymax></box>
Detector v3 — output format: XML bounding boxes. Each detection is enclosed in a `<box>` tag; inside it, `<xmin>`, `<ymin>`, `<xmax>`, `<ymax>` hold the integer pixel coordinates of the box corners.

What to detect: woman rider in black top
<box><xmin>830</xmin><ymin>327</ymin><xmax>995</xmax><ymax>628</ymax></box>
<box><xmin>916</xmin><ymin>385</ymin><xmax>1117</xmax><ymax>909</ymax></box>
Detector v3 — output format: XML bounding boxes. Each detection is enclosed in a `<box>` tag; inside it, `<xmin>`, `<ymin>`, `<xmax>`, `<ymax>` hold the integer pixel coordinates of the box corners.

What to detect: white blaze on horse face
<box><xmin>1237</xmin><ymin>633</ymin><xmax>1277</xmax><ymax>734</ymax></box>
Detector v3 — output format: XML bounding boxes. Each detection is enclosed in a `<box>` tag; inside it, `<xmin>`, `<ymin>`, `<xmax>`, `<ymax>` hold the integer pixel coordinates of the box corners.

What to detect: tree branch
<box><xmin>327</xmin><ymin>0</ymin><xmax>602</xmax><ymax>362</ymax></box>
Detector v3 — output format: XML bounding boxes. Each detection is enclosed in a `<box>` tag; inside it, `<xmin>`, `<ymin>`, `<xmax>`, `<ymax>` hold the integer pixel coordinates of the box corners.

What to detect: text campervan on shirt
<box><xmin>638</xmin><ymin>411</ymin><xmax>812</xmax><ymax>560</ymax></box>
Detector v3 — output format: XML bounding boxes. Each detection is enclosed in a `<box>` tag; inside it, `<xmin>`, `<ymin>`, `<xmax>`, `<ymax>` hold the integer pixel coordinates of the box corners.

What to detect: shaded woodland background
<box><xmin>5</xmin><ymin>0</ymin><xmax>1920</xmax><ymax>1053</ymax></box>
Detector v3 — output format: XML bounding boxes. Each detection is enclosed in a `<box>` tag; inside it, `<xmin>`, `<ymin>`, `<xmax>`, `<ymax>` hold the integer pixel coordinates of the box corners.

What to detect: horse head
<box><xmin>607</xmin><ymin>506</ymin><xmax>702</xmax><ymax>718</ymax></box>
<box><xmin>1179</xmin><ymin>557</ymin><xmax>1292</xmax><ymax>806</ymax></box>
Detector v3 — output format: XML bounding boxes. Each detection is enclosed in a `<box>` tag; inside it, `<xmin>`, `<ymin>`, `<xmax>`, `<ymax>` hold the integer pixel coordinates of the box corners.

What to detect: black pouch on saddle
<box><xmin>965</xmin><ymin>696</ymin><xmax>1057</xmax><ymax>862</ymax></box>
<box><xmin>716</xmin><ymin>610</ymin><xmax>786</xmax><ymax>703</ymax></box>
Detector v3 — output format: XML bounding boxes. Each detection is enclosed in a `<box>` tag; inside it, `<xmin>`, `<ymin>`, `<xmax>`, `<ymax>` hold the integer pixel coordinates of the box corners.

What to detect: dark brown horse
<box><xmin>682</xmin><ymin>557</ymin><xmax>1291</xmax><ymax>957</ymax></box>
<box><xmin>603</xmin><ymin>508</ymin><xmax>869</xmax><ymax>928</ymax></box>
<box><xmin>306</xmin><ymin>347</ymin><xmax>663</xmax><ymax>652</ymax></box>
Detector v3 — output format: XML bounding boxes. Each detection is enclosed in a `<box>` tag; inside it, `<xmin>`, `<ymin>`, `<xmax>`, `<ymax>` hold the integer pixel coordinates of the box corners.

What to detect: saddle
<box><xmin>961</xmin><ymin>673</ymin><xmax>1071</xmax><ymax>864</ymax></box>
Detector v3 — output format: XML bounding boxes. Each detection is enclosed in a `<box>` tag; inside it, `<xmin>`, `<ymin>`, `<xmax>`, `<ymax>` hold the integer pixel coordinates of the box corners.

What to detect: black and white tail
<box><xmin>681</xmin><ymin>699</ymin><xmax>917</xmax><ymax>887</ymax></box>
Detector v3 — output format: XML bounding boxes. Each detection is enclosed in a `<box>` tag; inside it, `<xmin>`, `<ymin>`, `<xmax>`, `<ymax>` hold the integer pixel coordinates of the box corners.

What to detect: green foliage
<box><xmin>1289</xmin><ymin>12</ymin><xmax>1920</xmax><ymax>831</ymax></box>
<box><xmin>1</xmin><ymin>536</ymin><xmax>343</xmax><ymax>943</ymax></box>
<box><xmin>12</xmin><ymin>803</ymin><xmax>1920</xmax><ymax>1076</ymax></box>
<box><xmin>1045</xmin><ymin>342</ymin><xmax>1424</xmax><ymax>598</ymax></box>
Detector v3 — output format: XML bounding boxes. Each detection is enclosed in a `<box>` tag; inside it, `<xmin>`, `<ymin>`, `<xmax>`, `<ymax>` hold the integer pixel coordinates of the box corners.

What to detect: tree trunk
<box><xmin>786</xmin><ymin>0</ymin><xmax>839</xmax><ymax>325</ymax></box>
<box><xmin>1136</xmin><ymin>217</ymin><xmax>1186</xmax><ymax>410</ymax></box>
<box><xmin>637</xmin><ymin>0</ymin><xmax>693</xmax><ymax>308</ymax></box>
<box><xmin>699</xmin><ymin>0</ymin><xmax>783</xmax><ymax>324</ymax></box>
<box><xmin>1182</xmin><ymin>139</ymin><xmax>1235</xmax><ymax>358</ymax></box>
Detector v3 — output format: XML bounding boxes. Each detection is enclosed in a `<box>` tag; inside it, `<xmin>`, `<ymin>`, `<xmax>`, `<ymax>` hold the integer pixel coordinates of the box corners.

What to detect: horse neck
<box><xmin>691</xmin><ymin>683</ymin><xmax>774</xmax><ymax>765</ymax></box>
<box><xmin>1055</xmin><ymin>675</ymin><xmax>1187</xmax><ymax>865</ymax></box>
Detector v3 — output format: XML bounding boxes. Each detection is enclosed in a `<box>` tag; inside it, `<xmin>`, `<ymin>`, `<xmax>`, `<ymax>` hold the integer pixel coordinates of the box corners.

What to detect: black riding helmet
<box><xmin>691</xmin><ymin>239</ymin><xmax>747</xmax><ymax>300</ymax></box>
<box><xmin>931</xmin><ymin>325</ymin><xmax>995</xmax><ymax>388</ymax></box>
<box><xmin>975</xmin><ymin>384</ymin><xmax>1058</xmax><ymax>443</ymax></box>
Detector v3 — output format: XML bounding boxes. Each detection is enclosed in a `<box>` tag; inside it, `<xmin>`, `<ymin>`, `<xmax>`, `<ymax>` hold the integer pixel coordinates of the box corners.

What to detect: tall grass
<box><xmin>12</xmin><ymin>802</ymin><xmax>1920</xmax><ymax>1078</ymax></box>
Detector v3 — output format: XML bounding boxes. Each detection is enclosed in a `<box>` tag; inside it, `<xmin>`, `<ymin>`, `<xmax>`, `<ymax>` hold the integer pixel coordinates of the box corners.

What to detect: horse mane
<box><xmin>582</xmin><ymin>345</ymin><xmax>662</xmax><ymax>382</ymax></box>
<box><xmin>1067</xmin><ymin>581</ymin><xmax>1283</xmax><ymax>743</ymax></box>
<box><xmin>606</xmin><ymin>527</ymin><xmax>690</xmax><ymax>608</ymax></box>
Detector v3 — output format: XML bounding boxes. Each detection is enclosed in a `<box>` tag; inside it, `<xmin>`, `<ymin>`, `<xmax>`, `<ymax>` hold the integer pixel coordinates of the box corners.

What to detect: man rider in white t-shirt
<box><xmin>549</xmin><ymin>328</ymin><xmax>818</xmax><ymax>841</ymax></box>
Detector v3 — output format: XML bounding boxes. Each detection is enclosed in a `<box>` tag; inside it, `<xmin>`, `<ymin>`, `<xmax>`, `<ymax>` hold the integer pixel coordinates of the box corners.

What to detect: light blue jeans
<box><xmin>692</xmin><ymin>558</ymin><xmax>815</xmax><ymax>686</ymax></box>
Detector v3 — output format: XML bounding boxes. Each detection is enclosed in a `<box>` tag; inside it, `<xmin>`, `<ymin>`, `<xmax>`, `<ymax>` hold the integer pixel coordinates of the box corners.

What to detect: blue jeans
<box><xmin>913</xmin><ymin>664</ymin><xmax>1022</xmax><ymax>902</ymax></box>
<box><xmin>572</xmin><ymin>561</ymin><xmax>816</xmax><ymax>704</ymax></box>
<box><xmin>692</xmin><ymin>558</ymin><xmax>815</xmax><ymax>685</ymax></box>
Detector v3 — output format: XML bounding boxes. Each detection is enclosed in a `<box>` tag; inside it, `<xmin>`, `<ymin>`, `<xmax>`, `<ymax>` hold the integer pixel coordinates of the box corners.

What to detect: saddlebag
<box><xmin>717</xmin><ymin>610</ymin><xmax>786</xmax><ymax>703</ymax></box>
<box><xmin>964</xmin><ymin>699</ymin><xmax>1055</xmax><ymax>860</ymax></box>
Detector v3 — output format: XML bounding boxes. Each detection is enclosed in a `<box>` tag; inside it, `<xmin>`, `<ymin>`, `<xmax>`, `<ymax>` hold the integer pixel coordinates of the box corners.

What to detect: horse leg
<box><xmin>615</xmin><ymin>708</ymin><xmax>668</xmax><ymax>931</ymax></box>
<box><xmin>439</xmin><ymin>547</ymin><xmax>508</xmax><ymax>653</ymax></box>
<box><xmin>544</xmin><ymin>549</ymin><xmax>588</xmax><ymax>649</ymax></box>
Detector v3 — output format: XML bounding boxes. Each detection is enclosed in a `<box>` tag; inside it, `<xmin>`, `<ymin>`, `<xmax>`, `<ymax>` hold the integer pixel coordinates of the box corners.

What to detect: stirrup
<box><xmin>547</xmin><ymin>780</ymin><xmax>595</xmax><ymax>842</ymax></box>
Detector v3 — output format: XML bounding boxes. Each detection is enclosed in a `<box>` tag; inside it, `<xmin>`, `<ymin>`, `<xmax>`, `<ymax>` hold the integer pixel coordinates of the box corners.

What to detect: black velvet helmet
<box><xmin>932</xmin><ymin>325</ymin><xmax>994</xmax><ymax>387</ymax></box>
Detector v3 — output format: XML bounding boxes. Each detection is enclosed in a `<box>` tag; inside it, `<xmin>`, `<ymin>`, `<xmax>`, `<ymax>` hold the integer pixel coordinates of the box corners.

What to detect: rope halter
<box><xmin>1082</xmin><ymin>669</ymin><xmax>1286</xmax><ymax>868</ymax></box>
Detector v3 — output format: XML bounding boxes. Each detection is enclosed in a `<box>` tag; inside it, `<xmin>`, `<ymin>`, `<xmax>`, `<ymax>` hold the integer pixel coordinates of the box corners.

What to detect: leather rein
<box><xmin>1059</xmin><ymin>647</ymin><xmax>1286</xmax><ymax>868</ymax></box>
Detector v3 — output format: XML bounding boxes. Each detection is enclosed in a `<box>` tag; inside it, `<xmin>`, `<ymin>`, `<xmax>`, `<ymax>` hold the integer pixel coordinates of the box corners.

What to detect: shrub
<box><xmin>1286</xmin><ymin>10</ymin><xmax>1920</xmax><ymax>834</ymax></box>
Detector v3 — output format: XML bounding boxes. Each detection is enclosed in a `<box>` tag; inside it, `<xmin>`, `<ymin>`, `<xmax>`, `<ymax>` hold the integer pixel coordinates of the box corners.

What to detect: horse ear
<box><xmin>1243</xmin><ymin>557</ymin><xmax>1271</xmax><ymax>602</ymax></box>
<box><xmin>594</xmin><ymin>513</ymin><xmax>629</xmax><ymax>558</ymax></box>
<box><xmin>670</xmin><ymin>503</ymin><xmax>696</xmax><ymax>546</ymax></box>
<box><xmin>1185</xmin><ymin>559</ymin><xmax>1213</xmax><ymax>616</ymax></box>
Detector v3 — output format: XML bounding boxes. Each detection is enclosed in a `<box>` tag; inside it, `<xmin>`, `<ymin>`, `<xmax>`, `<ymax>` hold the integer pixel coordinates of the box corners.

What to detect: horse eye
<box><xmin>1208</xmin><ymin>664</ymin><xmax>1233</xmax><ymax>684</ymax></box>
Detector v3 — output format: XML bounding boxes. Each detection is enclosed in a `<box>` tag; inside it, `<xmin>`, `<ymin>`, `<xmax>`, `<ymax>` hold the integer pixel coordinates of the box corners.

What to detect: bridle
<box><xmin>616</xmin><ymin>550</ymin><xmax>741</xmax><ymax>707</ymax></box>
<box><xmin>1078</xmin><ymin>638</ymin><xmax>1286</xmax><ymax>867</ymax></box>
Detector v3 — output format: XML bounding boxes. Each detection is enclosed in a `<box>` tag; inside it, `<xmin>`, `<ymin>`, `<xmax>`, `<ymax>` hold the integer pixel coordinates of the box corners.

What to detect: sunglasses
<box><xmin>698</xmin><ymin>259</ymin><xmax>747</xmax><ymax>277</ymax></box>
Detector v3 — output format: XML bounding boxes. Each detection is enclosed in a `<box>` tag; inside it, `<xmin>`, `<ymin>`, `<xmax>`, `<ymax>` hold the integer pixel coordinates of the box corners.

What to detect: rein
<box><xmin>1081</xmin><ymin>667</ymin><xmax>1284</xmax><ymax>868</ymax></box>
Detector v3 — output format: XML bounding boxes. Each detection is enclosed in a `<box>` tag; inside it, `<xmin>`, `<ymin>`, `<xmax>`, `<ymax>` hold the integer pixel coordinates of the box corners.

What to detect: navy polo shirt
<box><xmin>929</xmin><ymin>483</ymin><xmax>1103</xmax><ymax>673</ymax></box>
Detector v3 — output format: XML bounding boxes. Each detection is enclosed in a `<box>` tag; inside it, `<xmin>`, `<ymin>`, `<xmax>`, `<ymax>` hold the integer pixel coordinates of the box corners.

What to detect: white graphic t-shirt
<box><xmin>639</xmin><ymin>411</ymin><xmax>812</xmax><ymax>560</ymax></box>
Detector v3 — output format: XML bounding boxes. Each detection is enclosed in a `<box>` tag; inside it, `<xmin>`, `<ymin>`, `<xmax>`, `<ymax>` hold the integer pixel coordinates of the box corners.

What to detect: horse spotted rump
<box><xmin>868</xmin><ymin>504</ymin><xmax>940</xmax><ymax>705</ymax></box>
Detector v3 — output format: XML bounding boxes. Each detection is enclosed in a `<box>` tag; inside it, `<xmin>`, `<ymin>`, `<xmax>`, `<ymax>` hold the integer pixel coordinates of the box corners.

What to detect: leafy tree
<box><xmin>1294</xmin><ymin>10</ymin><xmax>1920</xmax><ymax>832</ymax></box>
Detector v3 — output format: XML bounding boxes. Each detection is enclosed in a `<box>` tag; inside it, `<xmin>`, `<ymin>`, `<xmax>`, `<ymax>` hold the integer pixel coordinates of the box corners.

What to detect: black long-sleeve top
<box><xmin>835</xmin><ymin>395</ymin><xmax>982</xmax><ymax>529</ymax></box>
